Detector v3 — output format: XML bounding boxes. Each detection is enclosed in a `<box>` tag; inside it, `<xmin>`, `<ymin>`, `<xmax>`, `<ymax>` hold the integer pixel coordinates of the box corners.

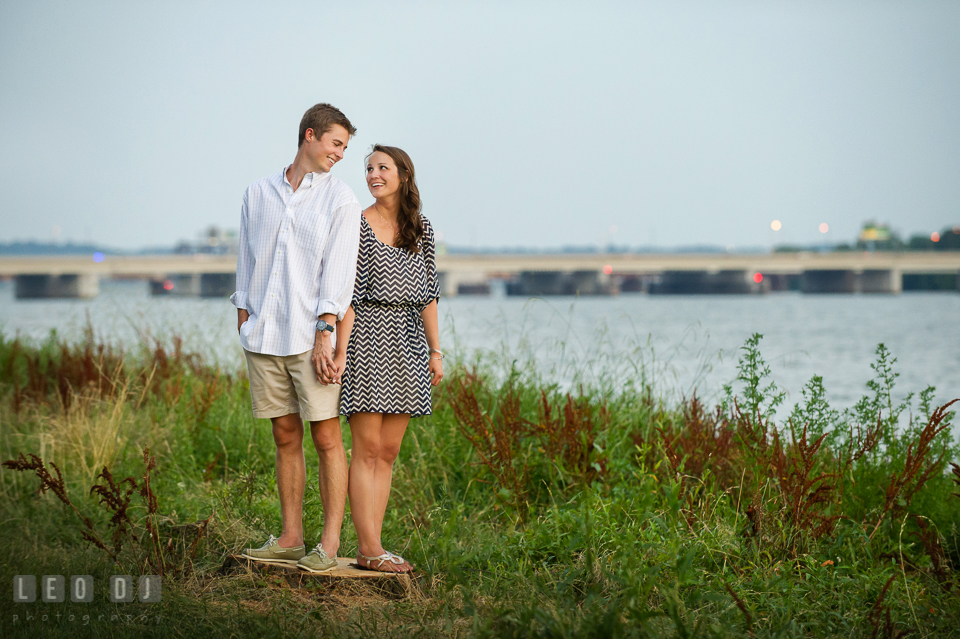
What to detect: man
<box><xmin>231</xmin><ymin>103</ymin><xmax>361</xmax><ymax>573</ymax></box>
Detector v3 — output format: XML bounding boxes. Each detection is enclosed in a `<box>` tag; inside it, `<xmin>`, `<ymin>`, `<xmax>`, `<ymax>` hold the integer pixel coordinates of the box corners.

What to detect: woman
<box><xmin>334</xmin><ymin>144</ymin><xmax>443</xmax><ymax>573</ymax></box>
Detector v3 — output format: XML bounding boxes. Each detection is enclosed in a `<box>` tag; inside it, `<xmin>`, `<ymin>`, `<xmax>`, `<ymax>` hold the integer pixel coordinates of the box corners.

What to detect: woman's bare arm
<box><xmin>333</xmin><ymin>306</ymin><xmax>355</xmax><ymax>383</ymax></box>
<box><xmin>421</xmin><ymin>300</ymin><xmax>443</xmax><ymax>385</ymax></box>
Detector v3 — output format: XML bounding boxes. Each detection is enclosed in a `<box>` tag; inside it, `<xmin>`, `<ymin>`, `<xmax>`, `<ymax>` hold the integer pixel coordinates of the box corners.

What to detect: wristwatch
<box><xmin>316</xmin><ymin>319</ymin><xmax>334</xmax><ymax>333</ymax></box>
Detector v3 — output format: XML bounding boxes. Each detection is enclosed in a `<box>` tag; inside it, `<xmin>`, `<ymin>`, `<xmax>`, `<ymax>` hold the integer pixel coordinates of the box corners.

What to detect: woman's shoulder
<box><xmin>419</xmin><ymin>214</ymin><xmax>434</xmax><ymax>235</ymax></box>
<box><xmin>358</xmin><ymin>208</ymin><xmax>375</xmax><ymax>229</ymax></box>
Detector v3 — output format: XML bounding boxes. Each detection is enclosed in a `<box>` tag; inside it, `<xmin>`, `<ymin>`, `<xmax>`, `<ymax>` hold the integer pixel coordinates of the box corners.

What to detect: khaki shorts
<box><xmin>243</xmin><ymin>349</ymin><xmax>341</xmax><ymax>422</ymax></box>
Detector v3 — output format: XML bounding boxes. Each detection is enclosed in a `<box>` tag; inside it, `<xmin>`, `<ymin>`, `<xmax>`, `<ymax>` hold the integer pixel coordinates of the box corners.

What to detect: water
<box><xmin>1</xmin><ymin>279</ymin><xmax>958</xmax><ymax>422</ymax></box>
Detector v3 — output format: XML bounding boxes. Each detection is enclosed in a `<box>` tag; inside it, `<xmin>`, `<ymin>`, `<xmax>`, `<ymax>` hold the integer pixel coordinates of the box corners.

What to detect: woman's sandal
<box><xmin>357</xmin><ymin>550</ymin><xmax>413</xmax><ymax>573</ymax></box>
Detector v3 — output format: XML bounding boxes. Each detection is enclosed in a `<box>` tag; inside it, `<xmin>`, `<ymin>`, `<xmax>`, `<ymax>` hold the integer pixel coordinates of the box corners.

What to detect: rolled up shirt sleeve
<box><xmin>230</xmin><ymin>192</ymin><xmax>254</xmax><ymax>311</ymax></box>
<box><xmin>316</xmin><ymin>200</ymin><xmax>361</xmax><ymax>320</ymax></box>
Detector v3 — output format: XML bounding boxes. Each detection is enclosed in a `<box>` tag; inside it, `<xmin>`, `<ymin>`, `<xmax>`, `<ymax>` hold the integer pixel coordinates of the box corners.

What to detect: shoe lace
<box><xmin>261</xmin><ymin>534</ymin><xmax>279</xmax><ymax>549</ymax></box>
<box><xmin>308</xmin><ymin>543</ymin><xmax>327</xmax><ymax>557</ymax></box>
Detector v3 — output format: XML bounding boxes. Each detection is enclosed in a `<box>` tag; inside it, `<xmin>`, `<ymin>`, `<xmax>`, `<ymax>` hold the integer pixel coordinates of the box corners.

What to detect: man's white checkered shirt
<box><xmin>230</xmin><ymin>166</ymin><xmax>361</xmax><ymax>356</ymax></box>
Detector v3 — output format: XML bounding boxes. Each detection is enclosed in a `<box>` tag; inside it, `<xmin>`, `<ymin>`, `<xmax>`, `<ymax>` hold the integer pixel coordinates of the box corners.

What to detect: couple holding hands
<box><xmin>232</xmin><ymin>103</ymin><xmax>441</xmax><ymax>573</ymax></box>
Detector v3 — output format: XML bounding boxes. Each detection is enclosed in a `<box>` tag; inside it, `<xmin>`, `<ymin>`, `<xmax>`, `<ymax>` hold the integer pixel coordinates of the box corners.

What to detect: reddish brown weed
<box><xmin>867</xmin><ymin>575</ymin><xmax>910</xmax><ymax>639</ymax></box>
<box><xmin>951</xmin><ymin>462</ymin><xmax>960</xmax><ymax>499</ymax></box>
<box><xmin>449</xmin><ymin>370</ymin><xmax>531</xmax><ymax>515</ymax></box>
<box><xmin>909</xmin><ymin>516</ymin><xmax>952</xmax><ymax>589</ymax></box>
<box><xmin>770</xmin><ymin>423</ymin><xmax>842</xmax><ymax>543</ymax></box>
<box><xmin>2</xmin><ymin>452</ymin><xmax>118</xmax><ymax>565</ymax></box>
<box><xmin>534</xmin><ymin>389</ymin><xmax>608</xmax><ymax>481</ymax></box>
<box><xmin>3</xmin><ymin>448</ymin><xmax>205</xmax><ymax>577</ymax></box>
<box><xmin>868</xmin><ymin>399</ymin><xmax>958</xmax><ymax>541</ymax></box>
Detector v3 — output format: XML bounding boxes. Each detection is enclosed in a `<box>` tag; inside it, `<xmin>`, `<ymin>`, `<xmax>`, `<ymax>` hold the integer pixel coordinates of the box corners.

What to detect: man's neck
<box><xmin>286</xmin><ymin>149</ymin><xmax>326</xmax><ymax>192</ymax></box>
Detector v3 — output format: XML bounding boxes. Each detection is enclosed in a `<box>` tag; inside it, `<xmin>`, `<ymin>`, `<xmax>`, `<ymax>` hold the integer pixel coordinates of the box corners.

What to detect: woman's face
<box><xmin>365</xmin><ymin>151</ymin><xmax>402</xmax><ymax>199</ymax></box>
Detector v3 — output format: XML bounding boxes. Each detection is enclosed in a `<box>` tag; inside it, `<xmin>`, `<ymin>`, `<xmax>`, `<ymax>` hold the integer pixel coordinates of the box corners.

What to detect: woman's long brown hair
<box><xmin>367</xmin><ymin>144</ymin><xmax>424</xmax><ymax>253</ymax></box>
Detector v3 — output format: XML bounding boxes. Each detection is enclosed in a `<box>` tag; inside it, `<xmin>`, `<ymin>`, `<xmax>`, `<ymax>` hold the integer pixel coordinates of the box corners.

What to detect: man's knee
<box><xmin>311</xmin><ymin>420</ymin><xmax>344</xmax><ymax>454</ymax></box>
<box><xmin>272</xmin><ymin>417</ymin><xmax>304</xmax><ymax>449</ymax></box>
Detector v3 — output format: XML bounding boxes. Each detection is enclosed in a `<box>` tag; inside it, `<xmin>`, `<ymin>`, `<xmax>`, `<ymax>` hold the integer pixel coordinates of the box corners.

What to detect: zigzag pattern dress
<box><xmin>340</xmin><ymin>214</ymin><xmax>440</xmax><ymax>417</ymax></box>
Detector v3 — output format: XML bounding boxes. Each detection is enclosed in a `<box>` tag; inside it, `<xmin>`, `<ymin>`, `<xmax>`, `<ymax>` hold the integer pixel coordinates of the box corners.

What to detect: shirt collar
<box><xmin>280</xmin><ymin>165</ymin><xmax>330</xmax><ymax>190</ymax></box>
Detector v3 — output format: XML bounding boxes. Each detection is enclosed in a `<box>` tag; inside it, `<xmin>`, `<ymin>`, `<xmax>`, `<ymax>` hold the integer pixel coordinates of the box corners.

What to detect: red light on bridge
<box><xmin>602</xmin><ymin>265</ymin><xmax>613</xmax><ymax>275</ymax></box>
<box><xmin>163</xmin><ymin>280</ymin><xmax>174</xmax><ymax>291</ymax></box>
<box><xmin>753</xmin><ymin>273</ymin><xmax>764</xmax><ymax>283</ymax></box>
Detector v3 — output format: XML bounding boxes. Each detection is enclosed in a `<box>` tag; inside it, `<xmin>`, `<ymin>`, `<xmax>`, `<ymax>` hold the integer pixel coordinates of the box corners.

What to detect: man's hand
<box><xmin>332</xmin><ymin>349</ymin><xmax>347</xmax><ymax>384</ymax></box>
<box><xmin>312</xmin><ymin>329</ymin><xmax>336</xmax><ymax>385</ymax></box>
<box><xmin>237</xmin><ymin>308</ymin><xmax>250</xmax><ymax>334</ymax></box>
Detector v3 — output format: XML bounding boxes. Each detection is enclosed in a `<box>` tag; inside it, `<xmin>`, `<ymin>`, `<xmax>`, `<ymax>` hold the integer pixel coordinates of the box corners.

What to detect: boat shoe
<box><xmin>241</xmin><ymin>535</ymin><xmax>305</xmax><ymax>564</ymax></box>
<box><xmin>297</xmin><ymin>543</ymin><xmax>338</xmax><ymax>573</ymax></box>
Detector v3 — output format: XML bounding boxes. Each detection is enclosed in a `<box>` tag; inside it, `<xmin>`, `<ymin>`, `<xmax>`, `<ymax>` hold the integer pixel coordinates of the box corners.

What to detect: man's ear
<box><xmin>305</xmin><ymin>128</ymin><xmax>316</xmax><ymax>143</ymax></box>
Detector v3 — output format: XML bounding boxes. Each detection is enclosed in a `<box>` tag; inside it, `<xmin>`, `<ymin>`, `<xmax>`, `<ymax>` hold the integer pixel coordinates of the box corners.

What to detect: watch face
<box><xmin>317</xmin><ymin>320</ymin><xmax>328</xmax><ymax>331</ymax></box>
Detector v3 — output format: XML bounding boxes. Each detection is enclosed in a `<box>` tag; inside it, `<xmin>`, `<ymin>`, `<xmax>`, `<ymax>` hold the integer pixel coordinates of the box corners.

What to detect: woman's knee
<box><xmin>378</xmin><ymin>441</ymin><xmax>401</xmax><ymax>464</ymax></box>
<box><xmin>350</xmin><ymin>434</ymin><xmax>381</xmax><ymax>464</ymax></box>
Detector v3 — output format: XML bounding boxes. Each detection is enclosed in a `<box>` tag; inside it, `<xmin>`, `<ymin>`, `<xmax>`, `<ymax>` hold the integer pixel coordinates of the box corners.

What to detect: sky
<box><xmin>1</xmin><ymin>1</ymin><xmax>958</xmax><ymax>251</ymax></box>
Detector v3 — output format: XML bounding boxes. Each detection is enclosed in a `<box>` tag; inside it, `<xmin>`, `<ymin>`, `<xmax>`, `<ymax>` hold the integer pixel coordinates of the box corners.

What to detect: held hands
<box><xmin>332</xmin><ymin>350</ymin><xmax>347</xmax><ymax>385</ymax></box>
<box><xmin>312</xmin><ymin>330</ymin><xmax>337</xmax><ymax>385</ymax></box>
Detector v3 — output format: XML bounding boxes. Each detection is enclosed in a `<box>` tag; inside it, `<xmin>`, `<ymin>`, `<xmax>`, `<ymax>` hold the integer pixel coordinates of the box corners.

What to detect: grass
<box><xmin>0</xmin><ymin>326</ymin><xmax>959</xmax><ymax>638</ymax></box>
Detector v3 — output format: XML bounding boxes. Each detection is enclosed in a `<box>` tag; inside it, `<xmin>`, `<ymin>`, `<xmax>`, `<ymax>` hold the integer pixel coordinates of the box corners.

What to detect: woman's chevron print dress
<box><xmin>340</xmin><ymin>215</ymin><xmax>440</xmax><ymax>417</ymax></box>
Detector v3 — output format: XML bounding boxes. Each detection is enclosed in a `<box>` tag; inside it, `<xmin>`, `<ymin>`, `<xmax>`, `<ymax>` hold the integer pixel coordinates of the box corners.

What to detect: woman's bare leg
<box><xmin>348</xmin><ymin>412</ymin><xmax>382</xmax><ymax>557</ymax></box>
<box><xmin>373</xmin><ymin>413</ymin><xmax>410</xmax><ymax>543</ymax></box>
<box><xmin>348</xmin><ymin>411</ymin><xmax>412</xmax><ymax>572</ymax></box>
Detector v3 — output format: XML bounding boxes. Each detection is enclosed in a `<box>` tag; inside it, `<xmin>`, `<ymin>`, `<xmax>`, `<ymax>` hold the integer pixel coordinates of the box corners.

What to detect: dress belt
<box><xmin>354</xmin><ymin>299</ymin><xmax>419</xmax><ymax>310</ymax></box>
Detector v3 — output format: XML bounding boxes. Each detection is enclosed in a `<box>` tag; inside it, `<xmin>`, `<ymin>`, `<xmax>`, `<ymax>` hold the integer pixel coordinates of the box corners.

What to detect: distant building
<box><xmin>857</xmin><ymin>222</ymin><xmax>900</xmax><ymax>251</ymax></box>
<box><xmin>858</xmin><ymin>222</ymin><xmax>892</xmax><ymax>243</ymax></box>
<box><xmin>173</xmin><ymin>226</ymin><xmax>239</xmax><ymax>255</ymax></box>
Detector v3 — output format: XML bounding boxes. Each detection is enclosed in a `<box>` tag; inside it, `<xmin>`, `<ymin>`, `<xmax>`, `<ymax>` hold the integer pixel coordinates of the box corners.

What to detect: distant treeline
<box><xmin>0</xmin><ymin>242</ymin><xmax>173</xmax><ymax>256</ymax></box>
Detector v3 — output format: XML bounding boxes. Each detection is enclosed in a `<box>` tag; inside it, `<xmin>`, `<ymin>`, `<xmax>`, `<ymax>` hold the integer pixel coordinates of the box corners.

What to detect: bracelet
<box><xmin>430</xmin><ymin>356</ymin><xmax>443</xmax><ymax>361</ymax></box>
<box><xmin>428</xmin><ymin>348</ymin><xmax>444</xmax><ymax>359</ymax></box>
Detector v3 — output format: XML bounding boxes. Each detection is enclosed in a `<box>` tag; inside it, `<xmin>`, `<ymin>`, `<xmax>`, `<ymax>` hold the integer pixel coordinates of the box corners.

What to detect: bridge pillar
<box><xmin>859</xmin><ymin>269</ymin><xmax>902</xmax><ymax>294</ymax></box>
<box><xmin>650</xmin><ymin>270</ymin><xmax>760</xmax><ymax>294</ymax></box>
<box><xmin>437</xmin><ymin>272</ymin><xmax>452</xmax><ymax>297</ymax></box>
<box><xmin>149</xmin><ymin>274</ymin><xmax>200</xmax><ymax>296</ymax></box>
<box><xmin>800</xmin><ymin>270</ymin><xmax>856</xmax><ymax>294</ymax></box>
<box><xmin>618</xmin><ymin>275</ymin><xmax>647</xmax><ymax>293</ymax></box>
<box><xmin>15</xmin><ymin>274</ymin><xmax>99</xmax><ymax>299</ymax></box>
<box><xmin>514</xmin><ymin>271</ymin><xmax>566</xmax><ymax>296</ymax></box>
<box><xmin>566</xmin><ymin>270</ymin><xmax>611</xmax><ymax>295</ymax></box>
<box><xmin>765</xmin><ymin>273</ymin><xmax>800</xmax><ymax>292</ymax></box>
<box><xmin>436</xmin><ymin>271</ymin><xmax>490</xmax><ymax>296</ymax></box>
<box><xmin>902</xmin><ymin>272</ymin><xmax>959</xmax><ymax>291</ymax></box>
<box><xmin>457</xmin><ymin>282</ymin><xmax>491</xmax><ymax>295</ymax></box>
<box><xmin>200</xmin><ymin>273</ymin><xmax>236</xmax><ymax>298</ymax></box>
<box><xmin>509</xmin><ymin>271</ymin><xmax>615</xmax><ymax>296</ymax></box>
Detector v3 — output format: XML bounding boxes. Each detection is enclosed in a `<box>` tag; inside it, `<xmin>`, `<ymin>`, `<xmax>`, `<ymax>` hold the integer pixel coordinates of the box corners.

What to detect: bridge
<box><xmin>0</xmin><ymin>251</ymin><xmax>958</xmax><ymax>298</ymax></box>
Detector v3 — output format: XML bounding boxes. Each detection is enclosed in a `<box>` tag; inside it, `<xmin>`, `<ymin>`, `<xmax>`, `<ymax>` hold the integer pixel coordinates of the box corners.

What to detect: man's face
<box><xmin>304</xmin><ymin>124</ymin><xmax>350</xmax><ymax>172</ymax></box>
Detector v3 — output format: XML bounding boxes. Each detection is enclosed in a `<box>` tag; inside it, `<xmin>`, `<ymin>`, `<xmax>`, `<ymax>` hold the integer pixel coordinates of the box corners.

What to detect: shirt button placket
<box><xmin>269</xmin><ymin>203</ymin><xmax>293</xmax><ymax>346</ymax></box>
